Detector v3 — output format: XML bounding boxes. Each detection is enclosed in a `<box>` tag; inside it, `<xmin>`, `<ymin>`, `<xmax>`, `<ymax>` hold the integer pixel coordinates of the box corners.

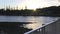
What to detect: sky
<box><xmin>0</xmin><ymin>0</ymin><xmax>60</xmax><ymax>9</ymax></box>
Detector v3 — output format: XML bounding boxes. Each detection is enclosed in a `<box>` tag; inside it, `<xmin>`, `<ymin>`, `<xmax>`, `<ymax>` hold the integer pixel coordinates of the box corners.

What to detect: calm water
<box><xmin>0</xmin><ymin>16</ymin><xmax>59</xmax><ymax>29</ymax></box>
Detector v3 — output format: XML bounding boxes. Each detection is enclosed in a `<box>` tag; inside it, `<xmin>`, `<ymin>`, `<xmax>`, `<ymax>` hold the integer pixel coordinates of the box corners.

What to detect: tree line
<box><xmin>0</xmin><ymin>6</ymin><xmax>60</xmax><ymax>16</ymax></box>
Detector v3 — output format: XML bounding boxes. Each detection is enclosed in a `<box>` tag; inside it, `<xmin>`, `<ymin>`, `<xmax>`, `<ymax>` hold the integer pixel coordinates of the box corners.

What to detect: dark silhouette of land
<box><xmin>0</xmin><ymin>6</ymin><xmax>60</xmax><ymax>16</ymax></box>
<box><xmin>0</xmin><ymin>22</ymin><xmax>32</xmax><ymax>34</ymax></box>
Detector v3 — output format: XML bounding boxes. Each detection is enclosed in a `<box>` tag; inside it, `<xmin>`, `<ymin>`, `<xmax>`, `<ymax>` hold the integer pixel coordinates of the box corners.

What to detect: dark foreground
<box><xmin>0</xmin><ymin>22</ymin><xmax>32</xmax><ymax>34</ymax></box>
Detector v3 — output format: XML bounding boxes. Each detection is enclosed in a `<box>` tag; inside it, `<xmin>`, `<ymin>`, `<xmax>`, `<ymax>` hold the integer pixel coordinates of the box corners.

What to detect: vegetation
<box><xmin>0</xmin><ymin>6</ymin><xmax>60</xmax><ymax>16</ymax></box>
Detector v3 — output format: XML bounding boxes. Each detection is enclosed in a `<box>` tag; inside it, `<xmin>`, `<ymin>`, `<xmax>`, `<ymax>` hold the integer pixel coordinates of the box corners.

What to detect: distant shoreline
<box><xmin>0</xmin><ymin>15</ymin><xmax>59</xmax><ymax>17</ymax></box>
<box><xmin>0</xmin><ymin>6</ymin><xmax>59</xmax><ymax>17</ymax></box>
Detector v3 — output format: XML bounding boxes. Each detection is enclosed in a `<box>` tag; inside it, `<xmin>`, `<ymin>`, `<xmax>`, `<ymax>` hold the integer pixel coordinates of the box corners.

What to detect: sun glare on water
<box><xmin>23</xmin><ymin>17</ymin><xmax>42</xmax><ymax>30</ymax></box>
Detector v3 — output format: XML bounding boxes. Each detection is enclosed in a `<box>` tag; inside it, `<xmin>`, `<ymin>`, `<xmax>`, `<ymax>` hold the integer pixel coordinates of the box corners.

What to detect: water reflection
<box><xmin>0</xmin><ymin>16</ymin><xmax>59</xmax><ymax>30</ymax></box>
<box><xmin>23</xmin><ymin>17</ymin><xmax>42</xmax><ymax>29</ymax></box>
<box><xmin>23</xmin><ymin>17</ymin><xmax>59</xmax><ymax>30</ymax></box>
<box><xmin>24</xmin><ymin>23</ymin><xmax>42</xmax><ymax>30</ymax></box>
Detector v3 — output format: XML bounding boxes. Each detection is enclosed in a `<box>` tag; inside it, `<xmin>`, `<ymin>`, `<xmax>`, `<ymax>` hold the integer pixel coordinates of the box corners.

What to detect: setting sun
<box><xmin>19</xmin><ymin>0</ymin><xmax>43</xmax><ymax>10</ymax></box>
<box><xmin>18</xmin><ymin>0</ymin><xmax>59</xmax><ymax>10</ymax></box>
<box><xmin>18</xmin><ymin>0</ymin><xmax>39</xmax><ymax>10</ymax></box>
<box><xmin>0</xmin><ymin>0</ymin><xmax>59</xmax><ymax>9</ymax></box>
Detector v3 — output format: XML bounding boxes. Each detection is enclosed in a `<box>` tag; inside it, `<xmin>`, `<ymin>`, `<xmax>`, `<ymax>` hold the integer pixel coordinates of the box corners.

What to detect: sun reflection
<box><xmin>24</xmin><ymin>17</ymin><xmax>42</xmax><ymax>30</ymax></box>
<box><xmin>25</xmin><ymin>23</ymin><xmax>41</xmax><ymax>29</ymax></box>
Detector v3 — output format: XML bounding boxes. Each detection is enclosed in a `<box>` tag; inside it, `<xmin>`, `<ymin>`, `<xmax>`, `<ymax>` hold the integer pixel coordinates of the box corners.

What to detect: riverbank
<box><xmin>0</xmin><ymin>22</ymin><xmax>32</xmax><ymax>34</ymax></box>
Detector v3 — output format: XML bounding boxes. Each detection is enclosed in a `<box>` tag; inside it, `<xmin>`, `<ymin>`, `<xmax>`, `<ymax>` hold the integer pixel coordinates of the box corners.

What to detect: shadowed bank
<box><xmin>0</xmin><ymin>22</ymin><xmax>32</xmax><ymax>34</ymax></box>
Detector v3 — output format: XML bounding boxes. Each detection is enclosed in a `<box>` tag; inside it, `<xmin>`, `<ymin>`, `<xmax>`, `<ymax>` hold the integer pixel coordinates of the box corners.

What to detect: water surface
<box><xmin>0</xmin><ymin>16</ymin><xmax>59</xmax><ymax>29</ymax></box>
